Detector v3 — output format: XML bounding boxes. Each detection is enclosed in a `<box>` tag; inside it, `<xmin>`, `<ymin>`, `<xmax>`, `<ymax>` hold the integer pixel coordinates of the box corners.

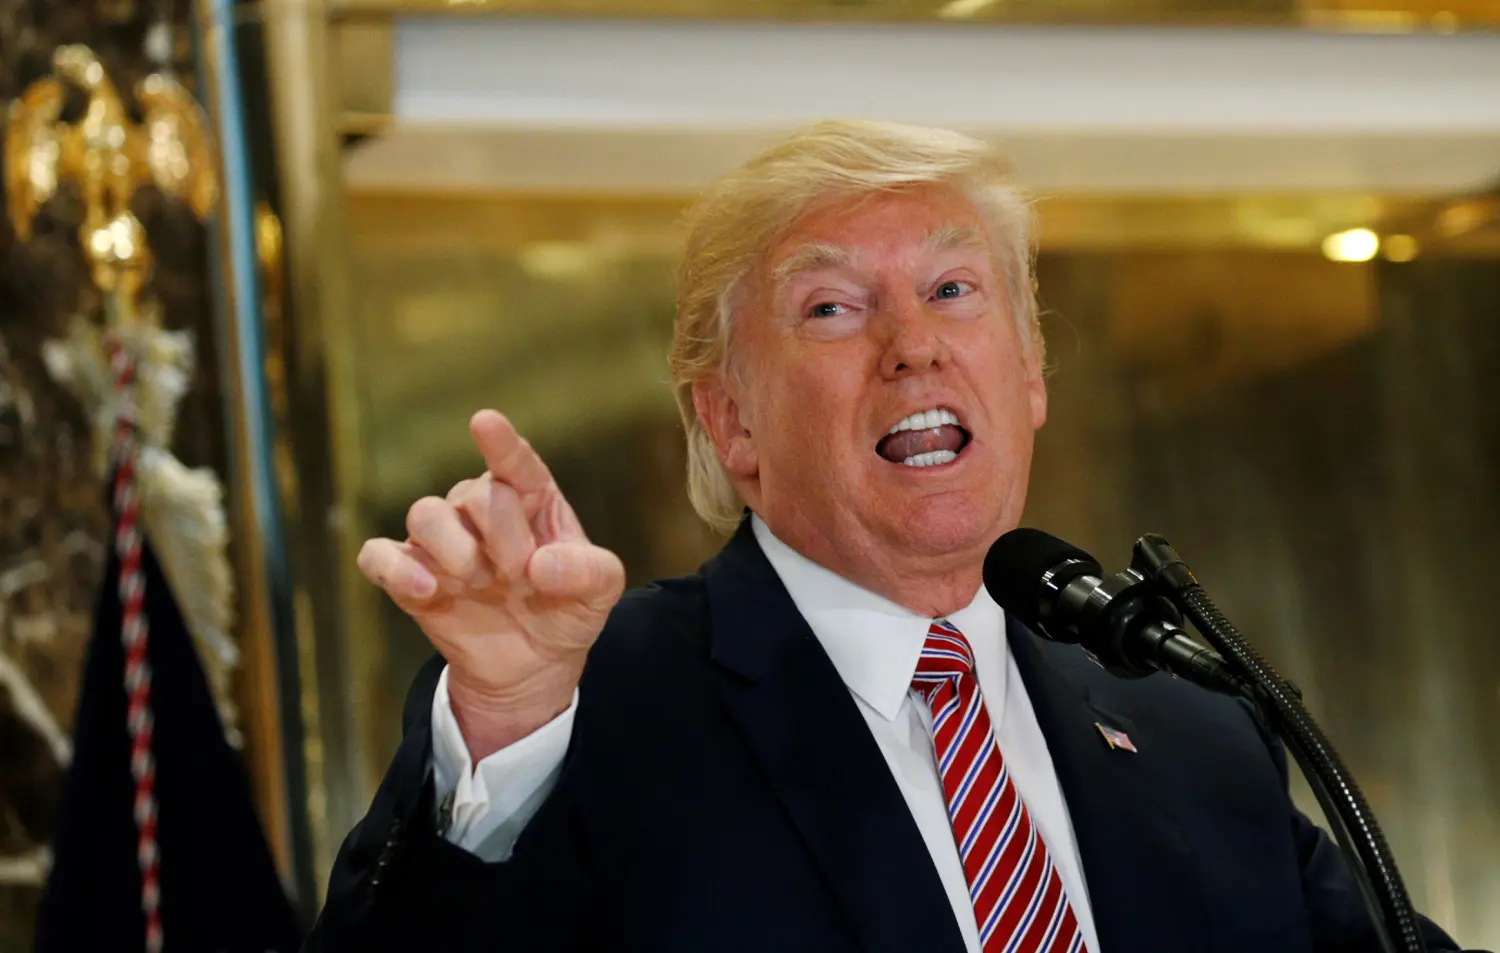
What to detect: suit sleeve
<box><xmin>1247</xmin><ymin>703</ymin><xmax>1475</xmax><ymax>952</ymax></box>
<box><xmin>301</xmin><ymin>653</ymin><xmax>597</xmax><ymax>953</ymax></box>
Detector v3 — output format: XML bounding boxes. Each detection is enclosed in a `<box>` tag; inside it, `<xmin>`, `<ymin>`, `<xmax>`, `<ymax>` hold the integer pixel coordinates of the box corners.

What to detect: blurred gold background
<box><xmin>334</xmin><ymin>188</ymin><xmax>1500</xmax><ymax>943</ymax></box>
<box><xmin>293</xmin><ymin>2</ymin><xmax>1500</xmax><ymax>943</ymax></box>
<box><xmin>329</xmin><ymin>0</ymin><xmax>1500</xmax><ymax>28</ymax></box>
<box><xmin>2</xmin><ymin>0</ymin><xmax>1498</xmax><ymax>948</ymax></box>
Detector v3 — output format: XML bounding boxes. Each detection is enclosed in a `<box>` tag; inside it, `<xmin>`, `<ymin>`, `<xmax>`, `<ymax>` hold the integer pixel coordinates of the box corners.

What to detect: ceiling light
<box><xmin>1382</xmin><ymin>234</ymin><xmax>1419</xmax><ymax>262</ymax></box>
<box><xmin>1322</xmin><ymin>228</ymin><xmax>1379</xmax><ymax>263</ymax></box>
<box><xmin>938</xmin><ymin>0</ymin><xmax>1000</xmax><ymax>18</ymax></box>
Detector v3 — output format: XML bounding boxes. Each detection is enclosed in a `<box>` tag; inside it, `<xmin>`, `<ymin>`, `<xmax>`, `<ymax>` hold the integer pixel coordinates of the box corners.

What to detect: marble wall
<box><xmin>0</xmin><ymin>2</ymin><xmax>223</xmax><ymax>946</ymax></box>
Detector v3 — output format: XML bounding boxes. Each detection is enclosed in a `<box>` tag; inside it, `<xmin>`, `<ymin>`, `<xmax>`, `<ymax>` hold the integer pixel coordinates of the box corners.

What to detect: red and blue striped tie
<box><xmin>912</xmin><ymin>620</ymin><xmax>1088</xmax><ymax>953</ymax></box>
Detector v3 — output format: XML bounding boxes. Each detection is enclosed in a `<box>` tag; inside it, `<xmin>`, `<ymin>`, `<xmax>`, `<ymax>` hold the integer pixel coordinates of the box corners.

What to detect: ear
<box><xmin>692</xmin><ymin>373</ymin><xmax>759</xmax><ymax>479</ymax></box>
<box><xmin>1024</xmin><ymin>342</ymin><xmax>1048</xmax><ymax>431</ymax></box>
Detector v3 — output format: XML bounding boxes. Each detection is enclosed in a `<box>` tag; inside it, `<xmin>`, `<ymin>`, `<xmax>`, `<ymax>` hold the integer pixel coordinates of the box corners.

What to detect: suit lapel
<box><xmin>704</xmin><ymin>520</ymin><xmax>966</xmax><ymax>953</ymax></box>
<box><xmin>1008</xmin><ymin>621</ymin><xmax>1209</xmax><ymax>953</ymax></box>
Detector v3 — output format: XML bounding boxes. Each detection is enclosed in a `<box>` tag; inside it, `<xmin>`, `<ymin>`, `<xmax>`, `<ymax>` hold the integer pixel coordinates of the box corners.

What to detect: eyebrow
<box><xmin>771</xmin><ymin>224</ymin><xmax>990</xmax><ymax>290</ymax></box>
<box><xmin>772</xmin><ymin>242</ymin><xmax>857</xmax><ymax>287</ymax></box>
<box><xmin>921</xmin><ymin>223</ymin><xmax>987</xmax><ymax>255</ymax></box>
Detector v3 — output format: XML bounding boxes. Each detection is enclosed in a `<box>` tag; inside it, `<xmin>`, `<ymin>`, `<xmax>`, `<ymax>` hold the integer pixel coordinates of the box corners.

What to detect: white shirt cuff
<box><xmin>430</xmin><ymin>665</ymin><xmax>577</xmax><ymax>861</ymax></box>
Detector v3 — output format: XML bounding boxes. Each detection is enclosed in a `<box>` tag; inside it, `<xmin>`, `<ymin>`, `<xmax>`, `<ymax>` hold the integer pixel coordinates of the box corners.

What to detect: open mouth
<box><xmin>876</xmin><ymin>407</ymin><xmax>972</xmax><ymax>468</ymax></box>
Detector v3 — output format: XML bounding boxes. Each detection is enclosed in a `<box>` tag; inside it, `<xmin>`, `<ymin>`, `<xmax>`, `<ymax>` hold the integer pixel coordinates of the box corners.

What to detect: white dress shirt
<box><xmin>432</xmin><ymin>516</ymin><xmax>1101</xmax><ymax>953</ymax></box>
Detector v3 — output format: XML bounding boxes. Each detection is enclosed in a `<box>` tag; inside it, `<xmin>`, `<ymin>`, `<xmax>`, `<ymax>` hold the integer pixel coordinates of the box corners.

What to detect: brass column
<box><xmin>256</xmin><ymin>0</ymin><xmax>388</xmax><ymax>903</ymax></box>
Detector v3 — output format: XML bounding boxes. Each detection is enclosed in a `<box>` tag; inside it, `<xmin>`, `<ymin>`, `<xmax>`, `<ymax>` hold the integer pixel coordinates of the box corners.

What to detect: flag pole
<box><xmin>6</xmin><ymin>42</ymin><xmax>227</xmax><ymax>953</ymax></box>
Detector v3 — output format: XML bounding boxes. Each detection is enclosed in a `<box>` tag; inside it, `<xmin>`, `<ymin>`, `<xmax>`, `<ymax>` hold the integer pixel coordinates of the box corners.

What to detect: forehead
<box><xmin>764</xmin><ymin>185</ymin><xmax>990</xmax><ymax>279</ymax></box>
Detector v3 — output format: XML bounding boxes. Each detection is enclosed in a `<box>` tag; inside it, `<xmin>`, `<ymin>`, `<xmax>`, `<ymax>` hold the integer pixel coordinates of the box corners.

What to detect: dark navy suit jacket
<box><xmin>306</xmin><ymin>519</ymin><xmax>1470</xmax><ymax>952</ymax></box>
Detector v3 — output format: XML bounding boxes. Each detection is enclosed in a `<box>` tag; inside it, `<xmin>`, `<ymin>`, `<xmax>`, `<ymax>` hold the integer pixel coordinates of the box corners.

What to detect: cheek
<box><xmin>766</xmin><ymin>363</ymin><xmax>863</xmax><ymax>461</ymax></box>
<box><xmin>975</xmin><ymin>330</ymin><xmax>1035</xmax><ymax>403</ymax></box>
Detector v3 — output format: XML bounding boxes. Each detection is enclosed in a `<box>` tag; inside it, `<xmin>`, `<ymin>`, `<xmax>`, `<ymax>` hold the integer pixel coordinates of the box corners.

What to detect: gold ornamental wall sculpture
<box><xmin>4</xmin><ymin>44</ymin><xmax>243</xmax><ymax>746</ymax></box>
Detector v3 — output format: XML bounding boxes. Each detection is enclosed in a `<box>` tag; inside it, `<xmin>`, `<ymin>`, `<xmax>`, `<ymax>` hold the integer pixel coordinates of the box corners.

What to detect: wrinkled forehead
<box><xmin>757</xmin><ymin>184</ymin><xmax>996</xmax><ymax>293</ymax></box>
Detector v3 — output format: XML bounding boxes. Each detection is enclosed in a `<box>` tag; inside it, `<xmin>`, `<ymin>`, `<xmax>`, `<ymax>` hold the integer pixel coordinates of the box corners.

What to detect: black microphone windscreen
<box><xmin>983</xmin><ymin>528</ymin><xmax>1100</xmax><ymax>625</ymax></box>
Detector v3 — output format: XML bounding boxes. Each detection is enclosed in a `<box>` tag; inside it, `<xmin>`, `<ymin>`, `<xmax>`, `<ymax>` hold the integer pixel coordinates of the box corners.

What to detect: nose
<box><xmin>877</xmin><ymin>293</ymin><xmax>949</xmax><ymax>380</ymax></box>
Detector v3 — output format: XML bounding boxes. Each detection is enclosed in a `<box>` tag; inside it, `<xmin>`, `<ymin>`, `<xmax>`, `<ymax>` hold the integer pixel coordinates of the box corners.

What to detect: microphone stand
<box><xmin>1131</xmin><ymin>534</ymin><xmax>1427</xmax><ymax>953</ymax></box>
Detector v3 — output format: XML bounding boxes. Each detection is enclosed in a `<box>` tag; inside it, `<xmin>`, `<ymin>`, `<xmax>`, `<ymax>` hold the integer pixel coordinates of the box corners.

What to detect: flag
<box><xmin>34</xmin><ymin>503</ymin><xmax>305</xmax><ymax>953</ymax></box>
<box><xmin>1095</xmin><ymin>722</ymin><xmax>1138</xmax><ymax>754</ymax></box>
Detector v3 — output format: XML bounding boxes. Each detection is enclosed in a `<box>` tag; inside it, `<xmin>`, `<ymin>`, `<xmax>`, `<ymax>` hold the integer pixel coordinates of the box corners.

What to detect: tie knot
<box><xmin>912</xmin><ymin>619</ymin><xmax>975</xmax><ymax>689</ymax></box>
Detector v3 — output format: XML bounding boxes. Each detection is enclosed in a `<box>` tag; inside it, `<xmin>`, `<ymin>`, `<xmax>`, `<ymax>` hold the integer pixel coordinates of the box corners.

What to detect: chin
<box><xmin>882</xmin><ymin>492</ymin><xmax>1003</xmax><ymax>558</ymax></box>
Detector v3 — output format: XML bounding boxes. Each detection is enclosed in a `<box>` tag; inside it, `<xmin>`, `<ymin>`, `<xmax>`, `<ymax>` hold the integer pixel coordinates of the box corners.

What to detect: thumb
<box><xmin>527</xmin><ymin>541</ymin><xmax>625</xmax><ymax>607</ymax></box>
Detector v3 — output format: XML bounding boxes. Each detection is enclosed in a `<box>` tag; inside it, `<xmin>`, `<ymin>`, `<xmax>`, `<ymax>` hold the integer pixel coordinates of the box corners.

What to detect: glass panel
<box><xmin>345</xmin><ymin>188</ymin><xmax>1499</xmax><ymax>947</ymax></box>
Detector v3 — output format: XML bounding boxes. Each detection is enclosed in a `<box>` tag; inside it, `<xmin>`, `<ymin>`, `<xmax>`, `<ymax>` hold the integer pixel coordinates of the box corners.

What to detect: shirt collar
<box><xmin>751</xmin><ymin>515</ymin><xmax>1008</xmax><ymax>722</ymax></box>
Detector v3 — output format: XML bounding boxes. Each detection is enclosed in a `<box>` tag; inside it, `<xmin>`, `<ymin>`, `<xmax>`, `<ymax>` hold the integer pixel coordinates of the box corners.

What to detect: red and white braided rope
<box><xmin>108</xmin><ymin>337</ymin><xmax>163</xmax><ymax>953</ymax></box>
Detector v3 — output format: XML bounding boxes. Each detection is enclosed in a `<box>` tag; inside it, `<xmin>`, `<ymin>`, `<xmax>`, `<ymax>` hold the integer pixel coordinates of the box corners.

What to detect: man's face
<box><xmin>696</xmin><ymin>184</ymin><xmax>1048</xmax><ymax>571</ymax></box>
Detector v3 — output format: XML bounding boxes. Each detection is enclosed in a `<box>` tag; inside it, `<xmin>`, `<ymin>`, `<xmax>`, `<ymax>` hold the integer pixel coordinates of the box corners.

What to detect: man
<box><xmin>307</xmin><ymin>121</ymin><xmax>1470</xmax><ymax>952</ymax></box>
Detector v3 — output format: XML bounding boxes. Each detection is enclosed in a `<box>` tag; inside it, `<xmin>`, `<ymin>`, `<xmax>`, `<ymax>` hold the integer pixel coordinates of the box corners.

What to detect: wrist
<box><xmin>447</xmin><ymin>662</ymin><xmax>582</xmax><ymax>762</ymax></box>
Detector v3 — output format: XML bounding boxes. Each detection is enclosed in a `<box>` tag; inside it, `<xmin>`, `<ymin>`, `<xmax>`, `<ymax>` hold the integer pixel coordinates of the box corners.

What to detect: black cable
<box><xmin>1136</xmin><ymin>535</ymin><xmax>1425</xmax><ymax>953</ymax></box>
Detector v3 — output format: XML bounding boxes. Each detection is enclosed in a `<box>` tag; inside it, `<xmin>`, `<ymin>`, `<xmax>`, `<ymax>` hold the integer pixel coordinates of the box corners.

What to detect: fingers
<box><xmin>365</xmin><ymin>414</ymin><xmax>612</xmax><ymax>618</ymax></box>
<box><xmin>484</xmin><ymin>481</ymin><xmax>537</xmax><ymax>579</ymax></box>
<box><xmin>527</xmin><ymin>541</ymin><xmax>626</xmax><ymax>608</ymax></box>
<box><xmin>445</xmin><ymin>476</ymin><xmax>537</xmax><ymax>581</ymax></box>
<box><xmin>357</xmin><ymin>537</ymin><xmax>438</xmax><ymax>604</ymax></box>
<box><xmin>470</xmin><ymin>410</ymin><xmax>553</xmax><ymax>497</ymax></box>
<box><xmin>406</xmin><ymin>496</ymin><xmax>481</xmax><ymax>580</ymax></box>
<box><xmin>449</xmin><ymin>479</ymin><xmax>536</xmax><ymax>581</ymax></box>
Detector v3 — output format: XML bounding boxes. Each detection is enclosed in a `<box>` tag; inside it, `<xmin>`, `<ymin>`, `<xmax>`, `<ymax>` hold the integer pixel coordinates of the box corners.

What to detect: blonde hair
<box><xmin>668</xmin><ymin>120</ymin><xmax>1041</xmax><ymax>534</ymax></box>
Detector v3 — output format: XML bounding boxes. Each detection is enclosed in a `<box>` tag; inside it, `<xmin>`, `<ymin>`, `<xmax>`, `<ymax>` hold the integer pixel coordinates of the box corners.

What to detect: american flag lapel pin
<box><xmin>1095</xmin><ymin>722</ymin><xmax>1138</xmax><ymax>753</ymax></box>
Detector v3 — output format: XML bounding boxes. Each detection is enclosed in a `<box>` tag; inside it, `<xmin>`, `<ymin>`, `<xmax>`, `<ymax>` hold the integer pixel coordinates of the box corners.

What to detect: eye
<box><xmin>933</xmin><ymin>279</ymin><xmax>974</xmax><ymax>300</ymax></box>
<box><xmin>808</xmin><ymin>301</ymin><xmax>848</xmax><ymax>319</ymax></box>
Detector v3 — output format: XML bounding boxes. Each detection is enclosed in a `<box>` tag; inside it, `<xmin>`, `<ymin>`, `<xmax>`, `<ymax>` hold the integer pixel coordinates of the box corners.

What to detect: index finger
<box><xmin>470</xmin><ymin>410</ymin><xmax>552</xmax><ymax>494</ymax></box>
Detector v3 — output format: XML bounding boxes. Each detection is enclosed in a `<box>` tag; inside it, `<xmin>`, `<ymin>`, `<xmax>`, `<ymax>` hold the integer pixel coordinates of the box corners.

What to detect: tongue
<box><xmin>877</xmin><ymin>425</ymin><xmax>966</xmax><ymax>463</ymax></box>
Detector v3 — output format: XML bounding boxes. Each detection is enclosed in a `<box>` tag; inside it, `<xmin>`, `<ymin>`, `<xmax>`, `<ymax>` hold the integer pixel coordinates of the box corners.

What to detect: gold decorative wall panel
<box><xmin>338</xmin><ymin>186</ymin><xmax>1499</xmax><ymax>946</ymax></box>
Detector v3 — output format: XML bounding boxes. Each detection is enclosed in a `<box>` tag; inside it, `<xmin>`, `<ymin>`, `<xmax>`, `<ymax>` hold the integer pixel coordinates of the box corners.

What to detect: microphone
<box><xmin>983</xmin><ymin>528</ymin><xmax>1246</xmax><ymax>697</ymax></box>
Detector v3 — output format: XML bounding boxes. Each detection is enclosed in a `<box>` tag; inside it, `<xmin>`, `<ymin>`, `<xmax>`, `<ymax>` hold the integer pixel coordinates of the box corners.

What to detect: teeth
<box><xmin>886</xmin><ymin>407</ymin><xmax>961</xmax><ymax>435</ymax></box>
<box><xmin>902</xmin><ymin>450</ymin><xmax>958</xmax><ymax>468</ymax></box>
